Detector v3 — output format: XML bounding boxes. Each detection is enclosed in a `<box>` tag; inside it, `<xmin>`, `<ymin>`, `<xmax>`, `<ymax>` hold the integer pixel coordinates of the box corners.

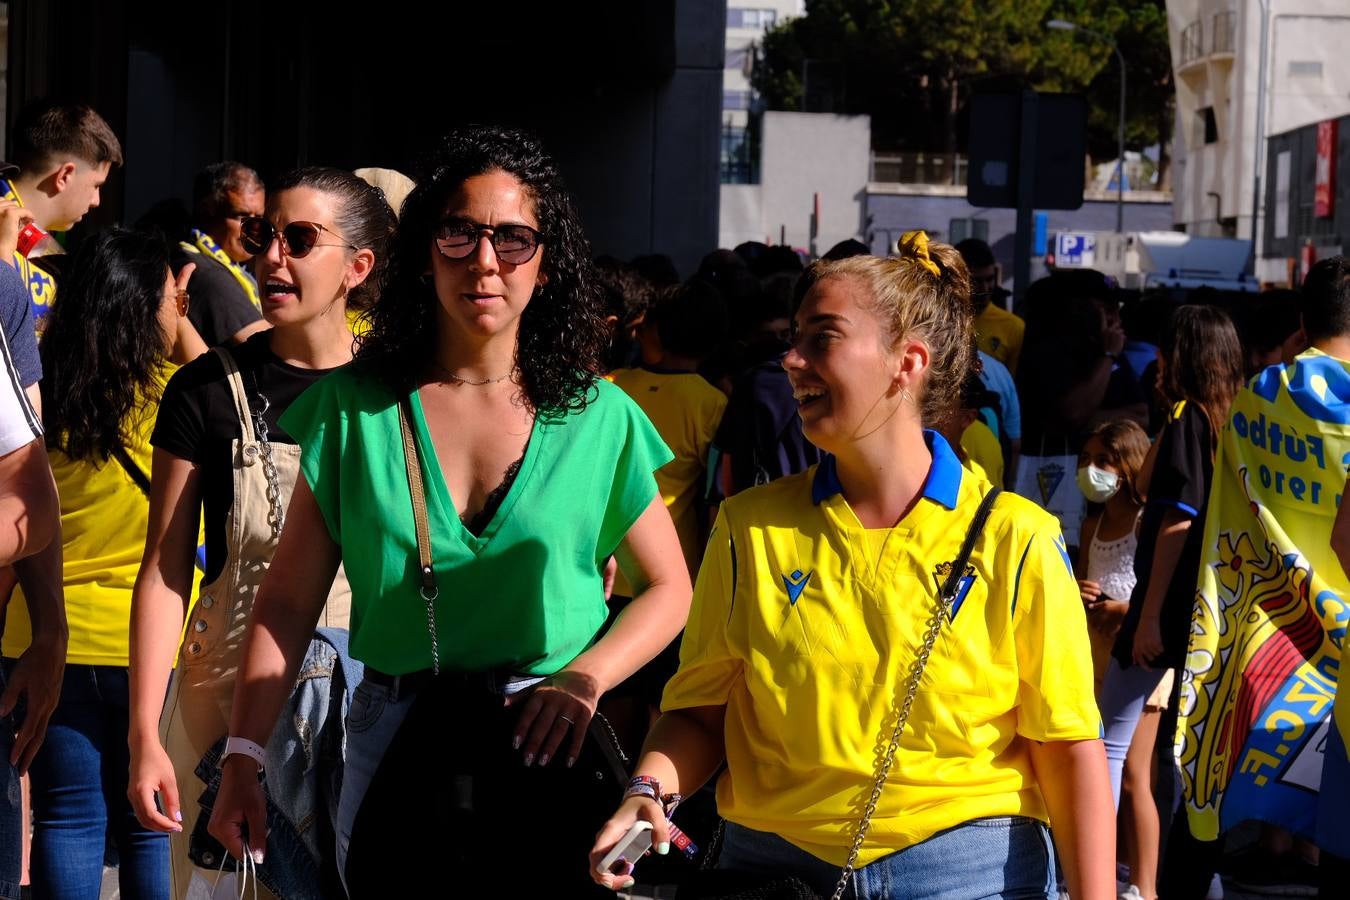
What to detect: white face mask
<box><xmin>1077</xmin><ymin>464</ymin><xmax>1122</xmax><ymax>503</ymax></box>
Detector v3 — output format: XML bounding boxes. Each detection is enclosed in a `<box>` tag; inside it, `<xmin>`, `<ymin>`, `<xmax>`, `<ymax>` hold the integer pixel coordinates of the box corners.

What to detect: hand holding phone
<box><xmin>596</xmin><ymin>820</ymin><xmax>654</xmax><ymax>876</ymax></box>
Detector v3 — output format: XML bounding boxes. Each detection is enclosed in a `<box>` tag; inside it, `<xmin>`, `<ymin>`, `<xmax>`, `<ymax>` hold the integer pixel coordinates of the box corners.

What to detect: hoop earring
<box><xmin>899</xmin><ymin>387</ymin><xmax>914</xmax><ymax>405</ymax></box>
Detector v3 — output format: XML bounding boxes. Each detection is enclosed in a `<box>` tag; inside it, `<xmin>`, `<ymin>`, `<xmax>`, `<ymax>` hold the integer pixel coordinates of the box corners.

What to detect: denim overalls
<box><xmin>159</xmin><ymin>347</ymin><xmax>351</xmax><ymax>899</ymax></box>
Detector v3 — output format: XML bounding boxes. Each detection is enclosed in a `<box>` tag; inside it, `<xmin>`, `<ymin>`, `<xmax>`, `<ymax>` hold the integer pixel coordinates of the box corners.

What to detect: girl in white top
<box><xmin>1076</xmin><ymin>420</ymin><xmax>1149</xmax><ymax>683</ymax></box>
<box><xmin>1074</xmin><ymin>418</ymin><xmax>1157</xmax><ymax>900</ymax></box>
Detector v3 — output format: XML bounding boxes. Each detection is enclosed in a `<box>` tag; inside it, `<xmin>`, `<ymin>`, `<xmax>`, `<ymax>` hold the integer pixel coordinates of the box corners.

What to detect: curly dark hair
<box><xmin>39</xmin><ymin>227</ymin><xmax>171</xmax><ymax>462</ymax></box>
<box><xmin>357</xmin><ymin>125</ymin><xmax>608</xmax><ymax>417</ymax></box>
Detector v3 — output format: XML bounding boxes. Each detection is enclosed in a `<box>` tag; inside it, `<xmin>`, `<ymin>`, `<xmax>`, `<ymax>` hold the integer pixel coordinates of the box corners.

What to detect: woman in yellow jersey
<box><xmin>592</xmin><ymin>236</ymin><xmax>1114</xmax><ymax>899</ymax></box>
<box><xmin>127</xmin><ymin>169</ymin><xmax>394</xmax><ymax>899</ymax></box>
<box><xmin>3</xmin><ymin>228</ymin><xmax>204</xmax><ymax>898</ymax></box>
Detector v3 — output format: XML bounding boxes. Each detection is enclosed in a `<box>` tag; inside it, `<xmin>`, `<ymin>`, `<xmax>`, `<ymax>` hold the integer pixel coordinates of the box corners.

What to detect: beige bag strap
<box><xmin>396</xmin><ymin>392</ymin><xmax>441</xmax><ymax>674</ymax></box>
<box><xmin>213</xmin><ymin>347</ymin><xmax>257</xmax><ymax>444</ymax></box>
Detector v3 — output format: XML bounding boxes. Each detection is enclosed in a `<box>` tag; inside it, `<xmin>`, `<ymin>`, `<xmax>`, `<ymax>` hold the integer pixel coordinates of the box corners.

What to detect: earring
<box><xmin>899</xmin><ymin>387</ymin><xmax>914</xmax><ymax>405</ymax></box>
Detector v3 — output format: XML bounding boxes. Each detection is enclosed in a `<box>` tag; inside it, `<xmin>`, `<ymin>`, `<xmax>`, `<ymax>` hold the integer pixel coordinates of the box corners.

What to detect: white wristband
<box><xmin>221</xmin><ymin>736</ymin><xmax>266</xmax><ymax>770</ymax></box>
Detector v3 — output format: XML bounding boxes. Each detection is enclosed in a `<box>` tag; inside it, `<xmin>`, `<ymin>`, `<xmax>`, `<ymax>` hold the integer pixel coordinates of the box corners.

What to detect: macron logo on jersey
<box><xmin>782</xmin><ymin>569</ymin><xmax>812</xmax><ymax>606</ymax></box>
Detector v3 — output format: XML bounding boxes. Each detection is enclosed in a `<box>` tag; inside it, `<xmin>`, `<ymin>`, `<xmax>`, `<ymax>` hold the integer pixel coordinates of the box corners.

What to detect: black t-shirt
<box><xmin>151</xmin><ymin>331</ymin><xmax>338</xmax><ymax>581</ymax></box>
<box><xmin>172</xmin><ymin>248</ymin><xmax>264</xmax><ymax>348</ymax></box>
<box><xmin>1114</xmin><ymin>402</ymin><xmax>1214</xmax><ymax>669</ymax></box>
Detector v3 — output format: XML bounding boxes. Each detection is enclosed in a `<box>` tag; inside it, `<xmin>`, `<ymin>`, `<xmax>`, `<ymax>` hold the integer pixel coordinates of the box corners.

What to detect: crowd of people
<box><xmin>0</xmin><ymin>96</ymin><xmax>1345</xmax><ymax>900</ymax></box>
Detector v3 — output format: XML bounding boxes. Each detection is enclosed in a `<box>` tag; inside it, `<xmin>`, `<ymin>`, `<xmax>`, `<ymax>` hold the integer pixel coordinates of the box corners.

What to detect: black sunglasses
<box><xmin>435</xmin><ymin>220</ymin><xmax>543</xmax><ymax>265</ymax></box>
<box><xmin>240</xmin><ymin>217</ymin><xmax>358</xmax><ymax>259</ymax></box>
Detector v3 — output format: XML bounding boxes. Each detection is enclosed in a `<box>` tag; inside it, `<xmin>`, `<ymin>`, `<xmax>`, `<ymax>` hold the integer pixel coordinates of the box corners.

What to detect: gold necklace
<box><xmin>433</xmin><ymin>361</ymin><xmax>514</xmax><ymax>386</ymax></box>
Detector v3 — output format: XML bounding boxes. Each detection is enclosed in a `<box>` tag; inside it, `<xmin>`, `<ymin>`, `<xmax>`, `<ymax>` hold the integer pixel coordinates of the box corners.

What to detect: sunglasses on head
<box><xmin>434</xmin><ymin>219</ymin><xmax>543</xmax><ymax>265</ymax></box>
<box><xmin>240</xmin><ymin>217</ymin><xmax>358</xmax><ymax>259</ymax></box>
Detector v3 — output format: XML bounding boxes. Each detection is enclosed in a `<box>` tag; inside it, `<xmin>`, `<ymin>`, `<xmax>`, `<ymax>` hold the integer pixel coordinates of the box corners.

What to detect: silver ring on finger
<box><xmin>559</xmin><ymin>714</ymin><xmax>575</xmax><ymax>724</ymax></box>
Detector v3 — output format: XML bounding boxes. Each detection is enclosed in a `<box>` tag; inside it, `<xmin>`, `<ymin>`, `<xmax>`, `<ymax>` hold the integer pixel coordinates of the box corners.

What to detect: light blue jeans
<box><xmin>719</xmin><ymin>816</ymin><xmax>1057</xmax><ymax>899</ymax></box>
<box><xmin>332</xmin><ymin>678</ymin><xmax>415</xmax><ymax>892</ymax></box>
<box><xmin>1098</xmin><ymin>658</ymin><xmax>1167</xmax><ymax>810</ymax></box>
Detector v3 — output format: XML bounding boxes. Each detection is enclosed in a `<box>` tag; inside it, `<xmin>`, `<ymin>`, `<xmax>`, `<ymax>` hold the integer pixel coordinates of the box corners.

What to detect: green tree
<box><xmin>1068</xmin><ymin>0</ymin><xmax>1175</xmax><ymax>187</ymax></box>
<box><xmin>754</xmin><ymin>0</ymin><xmax>1171</xmax><ymax>169</ymax></box>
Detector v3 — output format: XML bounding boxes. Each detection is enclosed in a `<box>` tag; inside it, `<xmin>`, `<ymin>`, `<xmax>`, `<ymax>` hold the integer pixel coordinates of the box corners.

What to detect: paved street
<box><xmin>93</xmin><ymin>868</ymin><xmax>1278</xmax><ymax>899</ymax></box>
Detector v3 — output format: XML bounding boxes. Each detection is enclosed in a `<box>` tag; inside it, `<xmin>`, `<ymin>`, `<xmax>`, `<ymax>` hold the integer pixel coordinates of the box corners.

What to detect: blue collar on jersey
<box><xmin>811</xmin><ymin>429</ymin><xmax>963</xmax><ymax>510</ymax></box>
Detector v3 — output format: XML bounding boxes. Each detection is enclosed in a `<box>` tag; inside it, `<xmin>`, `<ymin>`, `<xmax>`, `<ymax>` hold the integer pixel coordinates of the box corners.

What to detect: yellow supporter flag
<box><xmin>1180</xmin><ymin>348</ymin><xmax>1350</xmax><ymax>841</ymax></box>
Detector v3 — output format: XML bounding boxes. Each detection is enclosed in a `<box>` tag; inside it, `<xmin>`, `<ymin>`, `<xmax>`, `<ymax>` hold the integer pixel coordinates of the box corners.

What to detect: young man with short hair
<box><xmin>0</xmin><ymin>100</ymin><xmax>123</xmax><ymax>327</ymax></box>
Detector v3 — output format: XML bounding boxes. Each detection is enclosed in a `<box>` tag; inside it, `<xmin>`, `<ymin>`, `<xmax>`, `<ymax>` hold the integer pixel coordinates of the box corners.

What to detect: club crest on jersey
<box><xmin>932</xmin><ymin>561</ymin><xmax>977</xmax><ymax>621</ymax></box>
<box><xmin>1035</xmin><ymin>461</ymin><xmax>1065</xmax><ymax>505</ymax></box>
<box><xmin>782</xmin><ymin>569</ymin><xmax>812</xmax><ymax>606</ymax></box>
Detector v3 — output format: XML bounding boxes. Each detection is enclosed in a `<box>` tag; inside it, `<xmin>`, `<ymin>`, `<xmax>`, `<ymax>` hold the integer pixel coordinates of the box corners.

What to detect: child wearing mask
<box><xmin>1075</xmin><ymin>420</ymin><xmax>1150</xmax><ymax>691</ymax></box>
<box><xmin>1074</xmin><ymin>420</ymin><xmax>1157</xmax><ymax>900</ymax></box>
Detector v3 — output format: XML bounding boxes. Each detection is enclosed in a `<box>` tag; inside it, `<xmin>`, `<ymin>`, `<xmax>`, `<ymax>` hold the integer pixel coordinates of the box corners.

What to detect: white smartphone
<box><xmin>597</xmin><ymin>820</ymin><xmax>654</xmax><ymax>875</ymax></box>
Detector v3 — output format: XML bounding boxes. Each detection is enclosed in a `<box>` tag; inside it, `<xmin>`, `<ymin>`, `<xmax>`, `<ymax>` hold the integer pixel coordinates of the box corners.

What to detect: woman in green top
<box><xmin>208</xmin><ymin>126</ymin><xmax>691</xmax><ymax>894</ymax></box>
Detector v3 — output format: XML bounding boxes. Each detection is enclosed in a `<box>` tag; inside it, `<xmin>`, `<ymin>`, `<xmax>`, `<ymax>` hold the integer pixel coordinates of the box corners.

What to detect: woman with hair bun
<box><xmin>592</xmin><ymin>233</ymin><xmax>1115</xmax><ymax>899</ymax></box>
<box><xmin>208</xmin><ymin>126</ymin><xmax>690</xmax><ymax>895</ymax></box>
<box><xmin>128</xmin><ymin>166</ymin><xmax>396</xmax><ymax>898</ymax></box>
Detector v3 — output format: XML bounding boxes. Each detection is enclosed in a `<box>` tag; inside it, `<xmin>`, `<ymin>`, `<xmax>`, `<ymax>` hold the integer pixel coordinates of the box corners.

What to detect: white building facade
<box><xmin>719</xmin><ymin>2</ymin><xmax>803</xmax><ymax>185</ymax></box>
<box><xmin>1167</xmin><ymin>0</ymin><xmax>1350</xmax><ymax>272</ymax></box>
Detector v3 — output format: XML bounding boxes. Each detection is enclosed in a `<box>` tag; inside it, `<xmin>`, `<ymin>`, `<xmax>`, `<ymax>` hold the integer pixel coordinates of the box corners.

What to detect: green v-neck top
<box><xmin>281</xmin><ymin>369</ymin><xmax>673</xmax><ymax>676</ymax></box>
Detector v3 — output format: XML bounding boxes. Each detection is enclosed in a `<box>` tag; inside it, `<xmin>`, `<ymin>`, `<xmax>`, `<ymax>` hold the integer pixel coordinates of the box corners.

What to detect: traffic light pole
<box><xmin>1013</xmin><ymin>90</ymin><xmax>1039</xmax><ymax>305</ymax></box>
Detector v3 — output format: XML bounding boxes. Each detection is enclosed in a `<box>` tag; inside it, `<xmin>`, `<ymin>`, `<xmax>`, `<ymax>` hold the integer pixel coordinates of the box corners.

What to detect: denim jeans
<box><xmin>719</xmin><ymin>817</ymin><xmax>1056</xmax><ymax>899</ymax></box>
<box><xmin>333</xmin><ymin>677</ymin><xmax>415</xmax><ymax>894</ymax></box>
<box><xmin>1098</xmin><ymin>658</ymin><xmax>1167</xmax><ymax>810</ymax></box>
<box><xmin>2</xmin><ymin>661</ymin><xmax>168</xmax><ymax>900</ymax></box>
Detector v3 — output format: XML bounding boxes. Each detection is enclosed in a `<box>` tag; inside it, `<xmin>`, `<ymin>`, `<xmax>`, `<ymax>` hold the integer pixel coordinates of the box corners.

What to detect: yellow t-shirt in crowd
<box><xmin>662</xmin><ymin>431</ymin><xmax>1100</xmax><ymax>866</ymax></box>
<box><xmin>4</xmin><ymin>374</ymin><xmax>202</xmax><ymax>666</ymax></box>
<box><xmin>961</xmin><ymin>418</ymin><xmax>1004</xmax><ymax>487</ymax></box>
<box><xmin>975</xmin><ymin>303</ymin><xmax>1025</xmax><ymax>375</ymax></box>
<box><xmin>609</xmin><ymin>367</ymin><xmax>727</xmax><ymax>588</ymax></box>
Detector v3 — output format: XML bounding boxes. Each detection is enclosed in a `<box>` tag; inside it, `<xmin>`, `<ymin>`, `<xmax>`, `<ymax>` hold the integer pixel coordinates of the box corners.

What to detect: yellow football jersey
<box><xmin>663</xmin><ymin>432</ymin><xmax>1100</xmax><ymax>866</ymax></box>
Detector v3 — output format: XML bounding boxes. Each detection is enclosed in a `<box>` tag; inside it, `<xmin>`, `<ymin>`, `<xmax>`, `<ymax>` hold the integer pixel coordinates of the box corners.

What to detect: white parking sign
<box><xmin>1055</xmin><ymin>232</ymin><xmax>1097</xmax><ymax>268</ymax></box>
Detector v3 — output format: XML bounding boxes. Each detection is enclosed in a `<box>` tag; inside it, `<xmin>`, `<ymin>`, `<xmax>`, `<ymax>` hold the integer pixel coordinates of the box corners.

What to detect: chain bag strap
<box><xmin>828</xmin><ymin>488</ymin><xmax>1001</xmax><ymax>900</ymax></box>
<box><xmin>244</xmin><ymin>375</ymin><xmax>286</xmax><ymax>541</ymax></box>
<box><xmin>397</xmin><ymin>393</ymin><xmax>442</xmax><ymax>674</ymax></box>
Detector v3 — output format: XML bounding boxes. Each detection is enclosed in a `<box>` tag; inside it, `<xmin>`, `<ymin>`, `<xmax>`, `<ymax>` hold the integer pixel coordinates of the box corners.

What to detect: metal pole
<box><xmin>1250</xmin><ymin>1</ymin><xmax>1271</xmax><ymax>249</ymax></box>
<box><xmin>1115</xmin><ymin>42</ymin><xmax>1126</xmax><ymax>233</ymax></box>
<box><xmin>1013</xmin><ymin>90</ymin><xmax>1039</xmax><ymax>303</ymax></box>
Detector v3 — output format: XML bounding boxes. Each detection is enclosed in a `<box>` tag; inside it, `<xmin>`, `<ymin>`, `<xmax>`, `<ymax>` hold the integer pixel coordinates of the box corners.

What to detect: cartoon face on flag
<box><xmin>1180</xmin><ymin>350</ymin><xmax>1350</xmax><ymax>841</ymax></box>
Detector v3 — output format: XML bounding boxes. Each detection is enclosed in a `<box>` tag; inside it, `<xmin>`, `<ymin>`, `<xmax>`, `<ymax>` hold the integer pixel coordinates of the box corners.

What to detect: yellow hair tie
<box><xmin>897</xmin><ymin>230</ymin><xmax>940</xmax><ymax>278</ymax></box>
